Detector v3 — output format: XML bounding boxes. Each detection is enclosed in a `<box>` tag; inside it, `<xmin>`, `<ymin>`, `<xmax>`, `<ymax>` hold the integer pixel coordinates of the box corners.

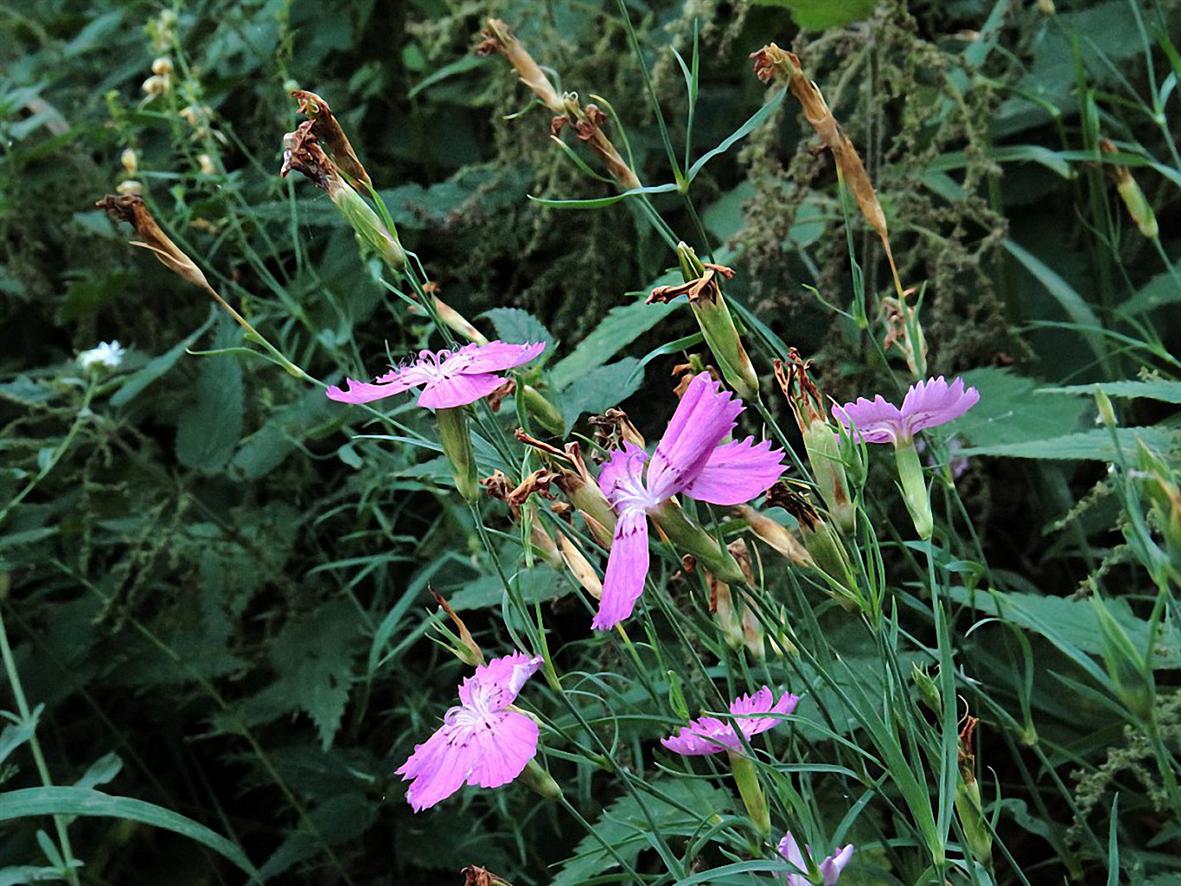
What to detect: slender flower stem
<box><xmin>0</xmin><ymin>605</ymin><xmax>81</xmax><ymax>886</ymax></box>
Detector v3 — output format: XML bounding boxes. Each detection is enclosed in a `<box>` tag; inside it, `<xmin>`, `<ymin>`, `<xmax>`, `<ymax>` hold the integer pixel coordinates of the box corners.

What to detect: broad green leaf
<box><xmin>551</xmin><ymin>778</ymin><xmax>731</xmax><ymax>886</ymax></box>
<box><xmin>1040</xmin><ymin>380</ymin><xmax>1181</xmax><ymax>405</ymax></box>
<box><xmin>958</xmin><ymin>427</ymin><xmax>1178</xmax><ymax>462</ymax></box>
<box><xmin>557</xmin><ymin>358</ymin><xmax>644</xmax><ymax>432</ymax></box>
<box><xmin>175</xmin><ymin>322</ymin><xmax>245</xmax><ymax>472</ymax></box>
<box><xmin>751</xmin><ymin>0</ymin><xmax>876</xmax><ymax>29</ymax></box>
<box><xmin>949</xmin><ymin>587</ymin><xmax>1181</xmax><ymax>667</ymax></box>
<box><xmin>0</xmin><ymin>787</ymin><xmax>259</xmax><ymax>880</ymax></box>
<box><xmin>953</xmin><ymin>368</ymin><xmax>1087</xmax><ymax>447</ymax></box>
<box><xmin>1119</xmin><ymin>272</ymin><xmax>1181</xmax><ymax>316</ymax></box>
<box><xmin>480</xmin><ymin>307</ymin><xmax>555</xmax><ymax>354</ymax></box>
<box><xmin>550</xmin><ymin>300</ymin><xmax>677</xmax><ymax>390</ymax></box>
<box><xmin>111</xmin><ymin>309</ymin><xmax>215</xmax><ymax>408</ymax></box>
<box><xmin>448</xmin><ymin>565</ymin><xmax>567</xmax><ymax>611</ymax></box>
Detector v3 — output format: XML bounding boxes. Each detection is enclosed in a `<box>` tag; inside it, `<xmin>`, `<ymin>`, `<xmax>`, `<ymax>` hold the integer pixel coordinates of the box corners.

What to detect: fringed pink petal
<box><xmin>416</xmin><ymin>372</ymin><xmax>506</xmax><ymax>409</ymax></box>
<box><xmin>591</xmin><ymin>508</ymin><xmax>650</xmax><ymax>631</ymax></box>
<box><xmin>458</xmin><ymin>652</ymin><xmax>543</xmax><ymax>710</ymax></box>
<box><xmin>466</xmin><ymin>710</ymin><xmax>540</xmax><ymax>789</ymax></box>
<box><xmin>326</xmin><ymin>375</ymin><xmax>417</xmax><ymax>405</ymax></box>
<box><xmin>450</xmin><ymin>340</ymin><xmax>546</xmax><ymax>374</ymax></box>
<box><xmin>832</xmin><ymin>395</ymin><xmax>906</xmax><ymax>444</ymax></box>
<box><xmin>681</xmin><ymin>437</ymin><xmax>786</xmax><ymax>506</ymax></box>
<box><xmin>900</xmin><ymin>376</ymin><xmax>980</xmax><ymax>435</ymax></box>
<box><xmin>647</xmin><ymin>373</ymin><xmax>744</xmax><ymax>501</ymax></box>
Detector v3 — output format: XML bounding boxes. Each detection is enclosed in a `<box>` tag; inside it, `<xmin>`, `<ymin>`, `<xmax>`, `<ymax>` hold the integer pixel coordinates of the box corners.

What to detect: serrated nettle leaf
<box><xmin>551</xmin><ymin>778</ymin><xmax>731</xmax><ymax>886</ymax></box>
<box><xmin>175</xmin><ymin>321</ymin><xmax>245</xmax><ymax>473</ymax></box>
<box><xmin>479</xmin><ymin>307</ymin><xmax>556</xmax><ymax>356</ymax></box>
<box><xmin>1039</xmin><ymin>380</ymin><xmax>1181</xmax><ymax>404</ymax></box>
<box><xmin>555</xmin><ymin>358</ymin><xmax>644</xmax><ymax>432</ymax></box>
<box><xmin>111</xmin><ymin>309</ymin><xmax>216</xmax><ymax>408</ymax></box>
<box><xmin>550</xmin><ymin>299</ymin><xmax>677</xmax><ymax>389</ymax></box>
<box><xmin>447</xmin><ymin>564</ymin><xmax>568</xmax><ymax>611</ymax></box>
<box><xmin>258</xmin><ymin>600</ymin><xmax>361</xmax><ymax>750</ymax></box>
<box><xmin>958</xmin><ymin>427</ymin><xmax>1178</xmax><ymax>462</ymax></box>
<box><xmin>953</xmin><ymin>367</ymin><xmax>1088</xmax><ymax>448</ymax></box>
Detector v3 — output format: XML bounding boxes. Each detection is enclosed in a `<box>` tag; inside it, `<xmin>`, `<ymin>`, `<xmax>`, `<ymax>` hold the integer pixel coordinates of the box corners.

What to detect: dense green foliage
<box><xmin>1</xmin><ymin>0</ymin><xmax>1179</xmax><ymax>883</ymax></box>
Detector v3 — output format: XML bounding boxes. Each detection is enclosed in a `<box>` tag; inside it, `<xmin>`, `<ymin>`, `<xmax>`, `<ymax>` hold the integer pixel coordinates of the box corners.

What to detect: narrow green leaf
<box><xmin>0</xmin><ymin>787</ymin><xmax>259</xmax><ymax>880</ymax></box>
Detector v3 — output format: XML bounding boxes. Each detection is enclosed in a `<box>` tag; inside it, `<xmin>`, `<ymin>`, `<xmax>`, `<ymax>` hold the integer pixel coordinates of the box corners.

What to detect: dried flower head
<box><xmin>476</xmin><ymin>19</ymin><xmax>565</xmax><ymax>113</ymax></box>
<box><xmin>751</xmin><ymin>43</ymin><xmax>902</xmax><ymax>298</ymax></box>
<box><xmin>96</xmin><ymin>194</ymin><xmax>211</xmax><ymax>291</ymax></box>
<box><xmin>291</xmin><ymin>89</ymin><xmax>372</xmax><ymax>188</ymax></box>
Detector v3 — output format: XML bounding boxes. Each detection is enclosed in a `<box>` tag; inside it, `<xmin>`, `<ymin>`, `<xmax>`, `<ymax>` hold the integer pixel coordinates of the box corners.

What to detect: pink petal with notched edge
<box><xmin>832</xmin><ymin>395</ymin><xmax>906</xmax><ymax>444</ymax></box>
<box><xmin>900</xmin><ymin>376</ymin><xmax>980</xmax><ymax>435</ymax></box>
<box><xmin>326</xmin><ymin>374</ymin><xmax>419</xmax><ymax>405</ymax></box>
<box><xmin>731</xmin><ymin>687</ymin><xmax>799</xmax><ymax>738</ymax></box>
<box><xmin>450</xmin><ymin>340</ymin><xmax>546</xmax><ymax>374</ymax></box>
<box><xmin>597</xmin><ymin>442</ymin><xmax>651</xmax><ymax>504</ymax></box>
<box><xmin>681</xmin><ymin>436</ymin><xmax>786</xmax><ymax>506</ymax></box>
<box><xmin>820</xmin><ymin>845</ymin><xmax>855</xmax><ymax>885</ymax></box>
<box><xmin>416</xmin><ymin>372</ymin><xmax>507</xmax><ymax>409</ymax></box>
<box><xmin>661</xmin><ymin>687</ymin><xmax>798</xmax><ymax>756</ymax></box>
<box><xmin>396</xmin><ymin>713</ymin><xmax>474</xmax><ymax>811</ymax></box>
<box><xmin>466</xmin><ymin>710</ymin><xmax>540</xmax><ymax>788</ymax></box>
<box><xmin>647</xmin><ymin>373</ymin><xmax>744</xmax><ymax>501</ymax></box>
<box><xmin>592</xmin><ymin>508</ymin><xmax>650</xmax><ymax>631</ymax></box>
<box><xmin>458</xmin><ymin>652</ymin><xmax>543</xmax><ymax>711</ymax></box>
<box><xmin>660</xmin><ymin>715</ymin><xmax>741</xmax><ymax>756</ymax></box>
<box><xmin>777</xmin><ymin>832</ymin><xmax>809</xmax><ymax>885</ymax></box>
<box><xmin>396</xmin><ymin>705</ymin><xmax>540</xmax><ymax>811</ymax></box>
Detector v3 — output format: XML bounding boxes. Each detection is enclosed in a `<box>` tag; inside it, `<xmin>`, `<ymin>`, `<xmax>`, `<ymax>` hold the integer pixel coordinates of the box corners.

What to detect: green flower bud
<box><xmin>518</xmin><ymin>758</ymin><xmax>563</xmax><ymax>802</ymax></box>
<box><xmin>435</xmin><ymin>407</ymin><xmax>480</xmax><ymax>503</ymax></box>
<box><xmin>894</xmin><ymin>436</ymin><xmax>932</xmax><ymax>540</ymax></box>
<box><xmin>1093</xmin><ymin>595</ymin><xmax>1154</xmax><ymax>720</ymax></box>
<box><xmin>728</xmin><ymin>751</ymin><xmax>771</xmax><ymax>837</ymax></box>
<box><xmin>650</xmin><ymin>500</ymin><xmax>744</xmax><ymax>584</ymax></box>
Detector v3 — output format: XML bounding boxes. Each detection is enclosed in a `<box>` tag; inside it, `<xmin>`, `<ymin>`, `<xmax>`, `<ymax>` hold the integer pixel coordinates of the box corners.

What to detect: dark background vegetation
<box><xmin>1</xmin><ymin>0</ymin><xmax>1179</xmax><ymax>883</ymax></box>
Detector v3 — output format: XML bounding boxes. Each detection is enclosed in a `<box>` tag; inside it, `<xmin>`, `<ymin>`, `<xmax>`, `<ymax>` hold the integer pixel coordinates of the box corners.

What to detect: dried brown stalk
<box><xmin>751</xmin><ymin>43</ymin><xmax>904</xmax><ymax>299</ymax></box>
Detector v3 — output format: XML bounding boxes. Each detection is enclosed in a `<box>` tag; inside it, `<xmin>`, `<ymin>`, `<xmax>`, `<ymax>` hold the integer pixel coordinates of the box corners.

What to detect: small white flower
<box><xmin>78</xmin><ymin>341</ymin><xmax>126</xmax><ymax>371</ymax></box>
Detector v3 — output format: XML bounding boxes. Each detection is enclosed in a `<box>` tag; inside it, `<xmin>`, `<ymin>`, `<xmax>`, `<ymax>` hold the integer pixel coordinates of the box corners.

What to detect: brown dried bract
<box><xmin>751</xmin><ymin>43</ymin><xmax>903</xmax><ymax>298</ymax></box>
<box><xmin>767</xmin><ymin>483</ymin><xmax>822</xmax><ymax>533</ymax></box>
<box><xmin>589</xmin><ymin>408</ymin><xmax>645</xmax><ymax>449</ymax></box>
<box><xmin>291</xmin><ymin>89</ymin><xmax>372</xmax><ymax>188</ymax></box>
<box><xmin>96</xmin><ymin>194</ymin><xmax>212</xmax><ymax>292</ymax></box>
<box><xmin>647</xmin><ymin>262</ymin><xmax>735</xmax><ymax>305</ymax></box>
<box><xmin>774</xmin><ymin>348</ymin><xmax>826</xmax><ymax>429</ymax></box>
<box><xmin>279</xmin><ymin>122</ymin><xmax>333</xmax><ymax>191</ymax></box>
<box><xmin>476</xmin><ymin>19</ymin><xmax>564</xmax><ymax>113</ymax></box>
<box><xmin>481</xmin><ymin>468</ymin><xmax>557</xmax><ymax>513</ymax></box>
<box><xmin>433</xmin><ymin>592</ymin><xmax>484</xmax><ymax>666</ymax></box>
<box><xmin>462</xmin><ymin>865</ymin><xmax>514</xmax><ymax>886</ymax></box>
<box><xmin>486</xmin><ymin>379</ymin><xmax>516</xmax><ymax>412</ymax></box>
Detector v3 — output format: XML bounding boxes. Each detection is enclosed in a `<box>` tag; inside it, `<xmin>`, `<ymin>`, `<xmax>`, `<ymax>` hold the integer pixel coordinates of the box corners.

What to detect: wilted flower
<box><xmin>77</xmin><ymin>341</ymin><xmax>126</xmax><ymax>371</ymax></box>
<box><xmin>833</xmin><ymin>377</ymin><xmax>978</xmax><ymax>541</ymax></box>
<box><xmin>326</xmin><ymin>341</ymin><xmax>545</xmax><ymax>410</ymax></box>
<box><xmin>593</xmin><ymin>372</ymin><xmax>785</xmax><ymax>630</ymax></box>
<box><xmin>120</xmin><ymin>148</ymin><xmax>138</xmax><ymax>175</ymax></box>
<box><xmin>397</xmin><ymin>652</ymin><xmax>543</xmax><ymax>811</ymax></box>
<box><xmin>777</xmin><ymin>832</ymin><xmax>854</xmax><ymax>885</ymax></box>
<box><xmin>661</xmin><ymin>686</ymin><xmax>798</xmax><ymax>756</ymax></box>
